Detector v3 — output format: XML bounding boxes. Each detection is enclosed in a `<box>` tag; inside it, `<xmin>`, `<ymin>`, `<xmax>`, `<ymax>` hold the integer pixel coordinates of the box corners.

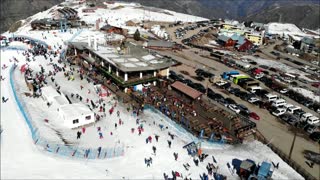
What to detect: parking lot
<box><xmin>153</xmin><ymin>23</ymin><xmax>320</xmax><ymax>177</ymax></box>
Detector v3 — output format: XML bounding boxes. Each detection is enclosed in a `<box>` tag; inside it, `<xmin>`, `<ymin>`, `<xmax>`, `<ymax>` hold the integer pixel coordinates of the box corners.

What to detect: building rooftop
<box><xmin>59</xmin><ymin>103</ymin><xmax>92</xmax><ymax>120</ymax></box>
<box><xmin>301</xmin><ymin>37</ymin><xmax>315</xmax><ymax>45</ymax></box>
<box><xmin>217</xmin><ymin>35</ymin><xmax>230</xmax><ymax>42</ymax></box>
<box><xmin>69</xmin><ymin>41</ymin><xmax>176</xmax><ymax>72</ymax></box>
<box><xmin>171</xmin><ymin>81</ymin><xmax>202</xmax><ymax>100</ymax></box>
<box><xmin>144</xmin><ymin>40</ymin><xmax>174</xmax><ymax>48</ymax></box>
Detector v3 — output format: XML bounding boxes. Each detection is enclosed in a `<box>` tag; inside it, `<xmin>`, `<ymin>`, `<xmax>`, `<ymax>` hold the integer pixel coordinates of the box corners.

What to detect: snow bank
<box><xmin>243</xmin><ymin>55</ymin><xmax>316</xmax><ymax>82</ymax></box>
<box><xmin>265</xmin><ymin>22</ymin><xmax>304</xmax><ymax>36</ymax></box>
<box><xmin>290</xmin><ymin>87</ymin><xmax>320</xmax><ymax>103</ymax></box>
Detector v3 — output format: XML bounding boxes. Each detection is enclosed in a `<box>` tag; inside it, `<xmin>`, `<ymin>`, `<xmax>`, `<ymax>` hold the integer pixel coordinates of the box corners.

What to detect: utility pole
<box><xmin>288</xmin><ymin>130</ymin><xmax>297</xmax><ymax>160</ymax></box>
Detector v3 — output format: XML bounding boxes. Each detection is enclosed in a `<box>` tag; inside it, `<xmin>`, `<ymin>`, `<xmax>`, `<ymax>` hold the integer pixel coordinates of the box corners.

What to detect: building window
<box><xmin>73</xmin><ymin>119</ymin><xmax>79</xmax><ymax>124</ymax></box>
<box><xmin>85</xmin><ymin>115</ymin><xmax>91</xmax><ymax>120</ymax></box>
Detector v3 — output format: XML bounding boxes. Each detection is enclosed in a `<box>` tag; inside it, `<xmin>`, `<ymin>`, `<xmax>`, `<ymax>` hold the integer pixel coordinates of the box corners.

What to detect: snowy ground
<box><xmin>265</xmin><ymin>22</ymin><xmax>304</xmax><ymax>36</ymax></box>
<box><xmin>0</xmin><ymin>1</ymin><xmax>304</xmax><ymax>179</ymax></box>
<box><xmin>289</xmin><ymin>87</ymin><xmax>320</xmax><ymax>103</ymax></box>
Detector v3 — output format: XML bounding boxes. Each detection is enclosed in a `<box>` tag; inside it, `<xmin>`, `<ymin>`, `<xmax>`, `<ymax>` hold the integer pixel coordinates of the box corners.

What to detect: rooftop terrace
<box><xmin>69</xmin><ymin>41</ymin><xmax>176</xmax><ymax>72</ymax></box>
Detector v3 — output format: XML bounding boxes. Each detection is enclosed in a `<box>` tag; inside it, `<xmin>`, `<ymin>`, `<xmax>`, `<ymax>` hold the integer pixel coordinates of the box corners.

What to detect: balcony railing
<box><xmin>98</xmin><ymin>67</ymin><xmax>158</xmax><ymax>87</ymax></box>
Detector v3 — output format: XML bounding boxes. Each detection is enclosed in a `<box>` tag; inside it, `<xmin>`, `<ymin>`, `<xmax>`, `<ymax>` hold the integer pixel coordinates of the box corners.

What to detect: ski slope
<box><xmin>0</xmin><ymin>1</ymin><xmax>304</xmax><ymax>179</ymax></box>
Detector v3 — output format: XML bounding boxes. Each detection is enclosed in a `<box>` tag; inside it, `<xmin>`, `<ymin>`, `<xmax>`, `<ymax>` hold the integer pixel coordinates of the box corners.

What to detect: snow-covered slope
<box><xmin>0</xmin><ymin>1</ymin><xmax>304</xmax><ymax>179</ymax></box>
<box><xmin>265</xmin><ymin>22</ymin><xmax>304</xmax><ymax>36</ymax></box>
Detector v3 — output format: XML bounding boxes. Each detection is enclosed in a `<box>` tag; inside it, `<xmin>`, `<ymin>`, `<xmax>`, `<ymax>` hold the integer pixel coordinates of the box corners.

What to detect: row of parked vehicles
<box><xmin>169</xmin><ymin>69</ymin><xmax>319</xmax><ymax>143</ymax></box>
<box><xmin>174</xmin><ymin>24</ymin><xmax>200</xmax><ymax>39</ymax></box>
<box><xmin>219</xmin><ymin>70</ymin><xmax>319</xmax><ymax>126</ymax></box>
<box><xmin>214</xmin><ymin>80</ymin><xmax>320</xmax><ymax>143</ymax></box>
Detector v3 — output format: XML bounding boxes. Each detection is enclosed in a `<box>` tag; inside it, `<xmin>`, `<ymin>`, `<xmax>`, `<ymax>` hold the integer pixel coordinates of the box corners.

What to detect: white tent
<box><xmin>58</xmin><ymin>103</ymin><xmax>94</xmax><ymax>129</ymax></box>
<box><xmin>41</xmin><ymin>86</ymin><xmax>61</xmax><ymax>104</ymax></box>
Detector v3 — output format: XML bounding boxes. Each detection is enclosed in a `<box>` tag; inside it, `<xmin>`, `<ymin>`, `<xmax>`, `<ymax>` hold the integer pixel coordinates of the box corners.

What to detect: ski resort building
<box><xmin>67</xmin><ymin>38</ymin><xmax>176</xmax><ymax>92</ymax></box>
<box><xmin>58</xmin><ymin>103</ymin><xmax>94</xmax><ymax>129</ymax></box>
<box><xmin>41</xmin><ymin>86</ymin><xmax>63</xmax><ymax>104</ymax></box>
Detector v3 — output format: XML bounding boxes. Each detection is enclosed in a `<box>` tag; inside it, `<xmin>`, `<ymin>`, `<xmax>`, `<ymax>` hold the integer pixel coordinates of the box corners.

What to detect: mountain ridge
<box><xmin>1</xmin><ymin>0</ymin><xmax>319</xmax><ymax>33</ymax></box>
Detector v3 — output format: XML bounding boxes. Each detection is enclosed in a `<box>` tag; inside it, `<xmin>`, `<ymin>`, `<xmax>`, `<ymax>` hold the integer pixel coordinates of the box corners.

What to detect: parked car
<box><xmin>287</xmin><ymin>116</ymin><xmax>299</xmax><ymax>125</ymax></box>
<box><xmin>249</xmin><ymin>112</ymin><xmax>260</xmax><ymax>120</ymax></box>
<box><xmin>194</xmin><ymin>76</ymin><xmax>205</xmax><ymax>82</ymax></box>
<box><xmin>238</xmin><ymin>104</ymin><xmax>250</xmax><ymax>115</ymax></box>
<box><xmin>304</xmin><ymin>125</ymin><xmax>318</xmax><ymax>134</ymax></box>
<box><xmin>309</xmin><ymin>131</ymin><xmax>320</xmax><ymax>143</ymax></box>
<box><xmin>182</xmin><ymin>79</ymin><xmax>193</xmax><ymax>85</ymax></box>
<box><xmin>279</xmin><ymin>114</ymin><xmax>291</xmax><ymax>122</ymax></box>
<box><xmin>177</xmin><ymin>74</ymin><xmax>185</xmax><ymax>81</ymax></box>
<box><xmin>225</xmin><ymin>98</ymin><xmax>236</xmax><ymax>105</ymax></box>
<box><xmin>272</xmin><ymin>108</ymin><xmax>286</xmax><ymax>117</ymax></box>
<box><xmin>311</xmin><ymin>82</ymin><xmax>320</xmax><ymax>88</ymax></box>
<box><xmin>228</xmin><ymin>104</ymin><xmax>240</xmax><ymax>114</ymax></box>
<box><xmin>280</xmin><ymin>89</ymin><xmax>288</xmax><ymax>94</ymax></box>
<box><xmin>215</xmin><ymin>80</ymin><xmax>228</xmax><ymax>87</ymax></box>
<box><xmin>248</xmin><ymin>97</ymin><xmax>260</xmax><ymax>104</ymax></box>
<box><xmin>195</xmin><ymin>69</ymin><xmax>205</xmax><ymax>74</ymax></box>
<box><xmin>269</xmin><ymin>67</ymin><xmax>278</xmax><ymax>72</ymax></box>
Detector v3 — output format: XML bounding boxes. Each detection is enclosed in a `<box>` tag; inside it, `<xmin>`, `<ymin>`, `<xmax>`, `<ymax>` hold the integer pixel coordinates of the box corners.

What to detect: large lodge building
<box><xmin>66</xmin><ymin>38</ymin><xmax>177</xmax><ymax>92</ymax></box>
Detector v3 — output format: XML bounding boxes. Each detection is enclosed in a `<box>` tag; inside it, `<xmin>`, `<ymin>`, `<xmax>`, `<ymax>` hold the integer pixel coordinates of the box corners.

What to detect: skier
<box><xmin>0</xmin><ymin>76</ymin><xmax>5</xmax><ymax>81</ymax></box>
<box><xmin>148</xmin><ymin>136</ymin><xmax>152</xmax><ymax>143</ymax></box>
<box><xmin>97</xmin><ymin>146</ymin><xmax>102</xmax><ymax>157</ymax></box>
<box><xmin>155</xmin><ymin>135</ymin><xmax>159</xmax><ymax>142</ymax></box>
<box><xmin>77</xmin><ymin>131</ymin><xmax>82</xmax><ymax>139</ymax></box>
<box><xmin>131</xmin><ymin>128</ymin><xmax>135</xmax><ymax>133</ymax></box>
<box><xmin>99</xmin><ymin>132</ymin><xmax>103</xmax><ymax>139</ymax></box>
<box><xmin>115</xmin><ymin>123</ymin><xmax>117</xmax><ymax>129</ymax></box>
<box><xmin>2</xmin><ymin>96</ymin><xmax>9</xmax><ymax>103</ymax></box>
<box><xmin>193</xmin><ymin>158</ymin><xmax>199</xmax><ymax>166</ymax></box>
<box><xmin>80</xmin><ymin>85</ymin><xmax>84</xmax><ymax>90</ymax></box>
<box><xmin>138</xmin><ymin>128</ymin><xmax>142</xmax><ymax>135</ymax></box>
<box><xmin>152</xmin><ymin>146</ymin><xmax>157</xmax><ymax>155</ymax></box>
<box><xmin>163</xmin><ymin>173</ymin><xmax>169</xmax><ymax>180</ymax></box>
<box><xmin>117</xmin><ymin>110</ymin><xmax>120</xmax><ymax>117</ymax></box>
<box><xmin>168</xmin><ymin>132</ymin><xmax>175</xmax><ymax>140</ymax></box>
<box><xmin>82</xmin><ymin>127</ymin><xmax>86</xmax><ymax>134</ymax></box>
<box><xmin>167</xmin><ymin>140</ymin><xmax>172</xmax><ymax>148</ymax></box>
<box><xmin>173</xmin><ymin>152</ymin><xmax>178</xmax><ymax>161</ymax></box>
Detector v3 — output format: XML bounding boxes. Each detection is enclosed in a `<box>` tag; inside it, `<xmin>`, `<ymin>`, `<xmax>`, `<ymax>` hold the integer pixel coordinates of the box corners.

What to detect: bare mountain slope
<box><xmin>0</xmin><ymin>0</ymin><xmax>63</xmax><ymax>33</ymax></box>
<box><xmin>244</xmin><ymin>4</ymin><xmax>320</xmax><ymax>30</ymax></box>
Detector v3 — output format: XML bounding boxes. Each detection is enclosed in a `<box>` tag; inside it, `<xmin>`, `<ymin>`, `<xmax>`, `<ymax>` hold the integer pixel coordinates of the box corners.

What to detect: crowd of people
<box><xmin>2</xmin><ymin>34</ymin><xmax>227</xmax><ymax>180</ymax></box>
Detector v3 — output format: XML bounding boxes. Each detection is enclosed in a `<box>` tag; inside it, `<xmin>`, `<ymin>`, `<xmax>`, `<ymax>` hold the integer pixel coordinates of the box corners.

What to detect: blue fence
<box><xmin>1</xmin><ymin>46</ymin><xmax>28</xmax><ymax>51</ymax></box>
<box><xmin>9</xmin><ymin>65</ymin><xmax>124</xmax><ymax>159</ymax></box>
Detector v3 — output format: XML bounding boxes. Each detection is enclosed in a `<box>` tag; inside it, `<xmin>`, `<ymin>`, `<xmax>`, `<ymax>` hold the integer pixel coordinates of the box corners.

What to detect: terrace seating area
<box><xmin>132</xmin><ymin>83</ymin><xmax>256</xmax><ymax>144</ymax></box>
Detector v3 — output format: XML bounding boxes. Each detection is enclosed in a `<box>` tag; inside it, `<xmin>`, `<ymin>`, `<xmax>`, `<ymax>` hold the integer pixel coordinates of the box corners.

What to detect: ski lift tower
<box><xmin>60</xmin><ymin>18</ymin><xmax>67</xmax><ymax>32</ymax></box>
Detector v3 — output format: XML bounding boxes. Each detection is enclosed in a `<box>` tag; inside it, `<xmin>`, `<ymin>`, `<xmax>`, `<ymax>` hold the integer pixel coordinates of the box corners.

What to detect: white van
<box><xmin>272</xmin><ymin>99</ymin><xmax>286</xmax><ymax>107</ymax></box>
<box><xmin>265</xmin><ymin>94</ymin><xmax>278</xmax><ymax>102</ymax></box>
<box><xmin>248</xmin><ymin>86</ymin><xmax>262</xmax><ymax>93</ymax></box>
<box><xmin>287</xmin><ymin>106</ymin><xmax>301</xmax><ymax>114</ymax></box>
<box><xmin>307</xmin><ymin>116</ymin><xmax>320</xmax><ymax>125</ymax></box>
